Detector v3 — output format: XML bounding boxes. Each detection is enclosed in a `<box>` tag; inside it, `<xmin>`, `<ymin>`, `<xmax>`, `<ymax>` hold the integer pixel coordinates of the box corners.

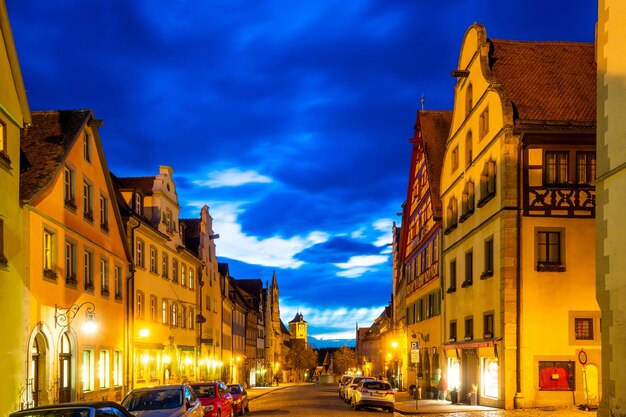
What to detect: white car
<box><xmin>351</xmin><ymin>379</ymin><xmax>395</xmax><ymax>413</ymax></box>
<box><xmin>344</xmin><ymin>376</ymin><xmax>375</xmax><ymax>404</ymax></box>
<box><xmin>122</xmin><ymin>384</ymin><xmax>204</xmax><ymax>417</ymax></box>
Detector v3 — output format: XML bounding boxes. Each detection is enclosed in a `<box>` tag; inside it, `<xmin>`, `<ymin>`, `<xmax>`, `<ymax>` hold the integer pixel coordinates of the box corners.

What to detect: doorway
<box><xmin>58</xmin><ymin>332</ymin><xmax>73</xmax><ymax>403</ymax></box>
<box><xmin>30</xmin><ymin>333</ymin><xmax>49</xmax><ymax>406</ymax></box>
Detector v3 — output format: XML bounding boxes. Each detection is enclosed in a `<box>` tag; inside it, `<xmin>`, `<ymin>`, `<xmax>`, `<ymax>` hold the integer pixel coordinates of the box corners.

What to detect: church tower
<box><xmin>288</xmin><ymin>311</ymin><xmax>308</xmax><ymax>347</ymax></box>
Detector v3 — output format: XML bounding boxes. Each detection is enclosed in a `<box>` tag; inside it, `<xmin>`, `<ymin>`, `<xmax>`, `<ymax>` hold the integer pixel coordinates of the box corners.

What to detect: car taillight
<box><xmin>358</xmin><ymin>388</ymin><xmax>368</xmax><ymax>393</ymax></box>
<box><xmin>385</xmin><ymin>391</ymin><xmax>395</xmax><ymax>396</ymax></box>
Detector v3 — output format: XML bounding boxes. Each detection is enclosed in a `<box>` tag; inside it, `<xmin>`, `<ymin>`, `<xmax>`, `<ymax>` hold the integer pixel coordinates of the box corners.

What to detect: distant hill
<box><xmin>308</xmin><ymin>336</ymin><xmax>355</xmax><ymax>349</ymax></box>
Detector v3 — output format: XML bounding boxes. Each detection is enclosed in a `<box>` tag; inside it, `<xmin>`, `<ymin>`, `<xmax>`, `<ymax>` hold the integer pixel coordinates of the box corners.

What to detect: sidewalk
<box><xmin>247</xmin><ymin>382</ymin><xmax>300</xmax><ymax>401</ymax></box>
<box><xmin>393</xmin><ymin>391</ymin><xmax>497</xmax><ymax>414</ymax></box>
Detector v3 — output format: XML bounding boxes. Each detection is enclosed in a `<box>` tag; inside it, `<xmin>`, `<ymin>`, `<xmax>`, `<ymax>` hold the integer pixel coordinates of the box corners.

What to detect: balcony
<box><xmin>525</xmin><ymin>186</ymin><xmax>594</xmax><ymax>217</ymax></box>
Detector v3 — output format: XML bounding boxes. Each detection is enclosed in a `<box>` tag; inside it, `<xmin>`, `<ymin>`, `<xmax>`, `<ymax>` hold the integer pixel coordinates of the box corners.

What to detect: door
<box><xmin>58</xmin><ymin>333</ymin><xmax>72</xmax><ymax>403</ymax></box>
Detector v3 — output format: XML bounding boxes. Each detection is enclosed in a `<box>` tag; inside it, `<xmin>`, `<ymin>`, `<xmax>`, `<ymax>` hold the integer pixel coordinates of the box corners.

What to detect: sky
<box><xmin>6</xmin><ymin>0</ymin><xmax>596</xmax><ymax>346</ymax></box>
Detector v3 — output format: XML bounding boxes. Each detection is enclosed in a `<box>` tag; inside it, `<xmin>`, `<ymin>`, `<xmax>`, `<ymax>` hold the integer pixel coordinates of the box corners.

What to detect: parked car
<box><xmin>351</xmin><ymin>379</ymin><xmax>395</xmax><ymax>413</ymax></box>
<box><xmin>122</xmin><ymin>384</ymin><xmax>204</xmax><ymax>417</ymax></box>
<box><xmin>338</xmin><ymin>375</ymin><xmax>352</xmax><ymax>399</ymax></box>
<box><xmin>344</xmin><ymin>376</ymin><xmax>375</xmax><ymax>404</ymax></box>
<box><xmin>10</xmin><ymin>401</ymin><xmax>134</xmax><ymax>417</ymax></box>
<box><xmin>189</xmin><ymin>381</ymin><xmax>234</xmax><ymax>417</ymax></box>
<box><xmin>227</xmin><ymin>384</ymin><xmax>249</xmax><ymax>416</ymax></box>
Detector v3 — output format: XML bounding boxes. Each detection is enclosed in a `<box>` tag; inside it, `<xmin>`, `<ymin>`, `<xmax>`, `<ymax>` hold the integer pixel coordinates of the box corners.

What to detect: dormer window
<box><xmin>134</xmin><ymin>193</ymin><xmax>142</xmax><ymax>216</ymax></box>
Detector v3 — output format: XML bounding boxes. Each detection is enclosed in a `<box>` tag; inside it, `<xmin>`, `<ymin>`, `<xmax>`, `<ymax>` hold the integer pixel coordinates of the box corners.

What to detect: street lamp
<box><xmin>54</xmin><ymin>302</ymin><xmax>96</xmax><ymax>332</ymax></box>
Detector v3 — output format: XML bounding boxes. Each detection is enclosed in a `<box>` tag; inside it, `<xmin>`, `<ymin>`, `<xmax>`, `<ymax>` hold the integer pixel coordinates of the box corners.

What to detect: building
<box><xmin>229</xmin><ymin>277</ymin><xmax>248</xmax><ymax>384</ymax></box>
<box><xmin>218</xmin><ymin>263</ymin><xmax>234</xmax><ymax>382</ymax></box>
<box><xmin>400</xmin><ymin>110</ymin><xmax>451</xmax><ymax>396</ymax></box>
<box><xmin>113</xmin><ymin>166</ymin><xmax>202</xmax><ymax>388</ymax></box>
<box><xmin>356</xmin><ymin>304</ymin><xmax>393</xmax><ymax>381</ymax></box>
<box><xmin>264</xmin><ymin>272</ymin><xmax>290</xmax><ymax>382</ymax></box>
<box><xmin>440</xmin><ymin>24</ymin><xmax>598</xmax><ymax>409</ymax></box>
<box><xmin>596</xmin><ymin>2</ymin><xmax>626</xmax><ymax>415</ymax></box>
<box><xmin>236</xmin><ymin>279</ymin><xmax>267</xmax><ymax>386</ymax></box>
<box><xmin>288</xmin><ymin>312</ymin><xmax>307</xmax><ymax>346</ymax></box>
<box><xmin>180</xmin><ymin>206</ymin><xmax>223</xmax><ymax>381</ymax></box>
<box><xmin>21</xmin><ymin>110</ymin><xmax>130</xmax><ymax>405</ymax></box>
<box><xmin>0</xmin><ymin>1</ymin><xmax>31</xmax><ymax>413</ymax></box>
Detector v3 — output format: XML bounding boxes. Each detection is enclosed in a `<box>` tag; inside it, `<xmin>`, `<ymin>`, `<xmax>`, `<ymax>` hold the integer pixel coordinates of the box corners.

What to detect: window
<box><xmin>189</xmin><ymin>268</ymin><xmax>195</xmax><ymax>290</ymax></box>
<box><xmin>136</xmin><ymin>240</ymin><xmax>144</xmax><ymax>268</ymax></box>
<box><xmin>136</xmin><ymin>291</ymin><xmax>144</xmax><ymax>319</ymax></box>
<box><xmin>181</xmin><ymin>263</ymin><xmax>187</xmax><ymax>287</ymax></box>
<box><xmin>574</xmin><ymin>318</ymin><xmax>594</xmax><ymax>340</ymax></box>
<box><xmin>464</xmin><ymin>316</ymin><xmax>474</xmax><ymax>340</ymax></box>
<box><xmin>43</xmin><ymin>229</ymin><xmax>56</xmax><ymax>276</ymax></box>
<box><xmin>181</xmin><ymin>306</ymin><xmax>187</xmax><ymax>328</ymax></box>
<box><xmin>134</xmin><ymin>193</ymin><xmax>142</xmax><ymax>216</ymax></box>
<box><xmin>172</xmin><ymin>259</ymin><xmax>178</xmax><ymax>283</ymax></box>
<box><xmin>114</xmin><ymin>265</ymin><xmax>122</xmax><ymax>300</ymax></box>
<box><xmin>539</xmin><ymin>361</ymin><xmax>575</xmax><ymax>391</ymax></box>
<box><xmin>479</xmin><ymin>160</ymin><xmax>496</xmax><ymax>206</ymax></box>
<box><xmin>479</xmin><ymin>107</ymin><xmax>489</xmax><ymax>140</ymax></box>
<box><xmin>447</xmin><ymin>259</ymin><xmax>457</xmax><ymax>293</ymax></box>
<box><xmin>188</xmin><ymin>308</ymin><xmax>195</xmax><ymax>329</ymax></box>
<box><xmin>462</xmin><ymin>251</ymin><xmax>473</xmax><ymax>287</ymax></box>
<box><xmin>99</xmin><ymin>350</ymin><xmax>109</xmax><ymax>389</ymax></box>
<box><xmin>82</xmin><ymin>350</ymin><xmax>94</xmax><ymax>392</ymax></box>
<box><xmin>465</xmin><ymin>83</ymin><xmax>473</xmax><ymax>116</ymax></box>
<box><xmin>545</xmin><ymin>152</ymin><xmax>569</xmax><ymax>185</ymax></box>
<box><xmin>465</xmin><ymin>131</ymin><xmax>473</xmax><ymax>168</ymax></box>
<box><xmin>83</xmin><ymin>133</ymin><xmax>91</xmax><ymax>163</ymax></box>
<box><xmin>150</xmin><ymin>296</ymin><xmax>157</xmax><ymax>321</ymax></box>
<box><xmin>164</xmin><ymin>209</ymin><xmax>173</xmax><ymax>233</ymax></box>
<box><xmin>162</xmin><ymin>252</ymin><xmax>169</xmax><ymax>278</ymax></box>
<box><xmin>537</xmin><ymin>230</ymin><xmax>564</xmax><ymax>271</ymax></box>
<box><xmin>0</xmin><ymin>219</ymin><xmax>5</xmax><ymax>266</ymax></box>
<box><xmin>171</xmin><ymin>303</ymin><xmax>178</xmax><ymax>326</ymax></box>
<box><xmin>99</xmin><ymin>194</ymin><xmax>109</xmax><ymax>231</ymax></box>
<box><xmin>113</xmin><ymin>351</ymin><xmax>123</xmax><ymax>386</ymax></box>
<box><xmin>100</xmin><ymin>258</ymin><xmax>109</xmax><ymax>296</ymax></box>
<box><xmin>417</xmin><ymin>299</ymin><xmax>423</xmax><ymax>322</ymax></box>
<box><xmin>150</xmin><ymin>247</ymin><xmax>157</xmax><ymax>273</ymax></box>
<box><xmin>449</xmin><ymin>321</ymin><xmax>457</xmax><ymax>342</ymax></box>
<box><xmin>446</xmin><ymin>197</ymin><xmax>458</xmax><ymax>232</ymax></box>
<box><xmin>576</xmin><ymin>152</ymin><xmax>596</xmax><ymax>185</ymax></box>
<box><xmin>461</xmin><ymin>181</ymin><xmax>475</xmax><ymax>221</ymax></box>
<box><xmin>451</xmin><ymin>146</ymin><xmax>459</xmax><ymax>173</ymax></box>
<box><xmin>65</xmin><ymin>241</ymin><xmax>77</xmax><ymax>283</ymax></box>
<box><xmin>0</xmin><ymin>120</ymin><xmax>6</xmax><ymax>156</ymax></box>
<box><xmin>162</xmin><ymin>299</ymin><xmax>168</xmax><ymax>324</ymax></box>
<box><xmin>64</xmin><ymin>166</ymin><xmax>76</xmax><ymax>208</ymax></box>
<box><xmin>482</xmin><ymin>238</ymin><xmax>494</xmax><ymax>279</ymax></box>
<box><xmin>84</xmin><ymin>250</ymin><xmax>94</xmax><ymax>290</ymax></box>
<box><xmin>83</xmin><ymin>179</ymin><xmax>93</xmax><ymax>221</ymax></box>
<box><xmin>484</xmin><ymin>313</ymin><xmax>494</xmax><ymax>338</ymax></box>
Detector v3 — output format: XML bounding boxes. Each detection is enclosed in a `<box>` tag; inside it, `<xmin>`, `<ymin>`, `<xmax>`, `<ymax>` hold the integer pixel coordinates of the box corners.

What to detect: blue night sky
<box><xmin>6</xmin><ymin>0</ymin><xmax>596</xmax><ymax>345</ymax></box>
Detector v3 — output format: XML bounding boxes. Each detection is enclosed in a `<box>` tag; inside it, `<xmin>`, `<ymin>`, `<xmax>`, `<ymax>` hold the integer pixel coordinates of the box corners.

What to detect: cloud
<box><xmin>334</xmin><ymin>254</ymin><xmax>389</xmax><ymax>278</ymax></box>
<box><xmin>193</xmin><ymin>168</ymin><xmax>273</xmax><ymax>188</ymax></box>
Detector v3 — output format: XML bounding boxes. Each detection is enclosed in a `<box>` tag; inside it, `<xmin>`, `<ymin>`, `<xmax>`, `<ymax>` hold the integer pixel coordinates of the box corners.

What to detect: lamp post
<box><xmin>54</xmin><ymin>302</ymin><xmax>96</xmax><ymax>332</ymax></box>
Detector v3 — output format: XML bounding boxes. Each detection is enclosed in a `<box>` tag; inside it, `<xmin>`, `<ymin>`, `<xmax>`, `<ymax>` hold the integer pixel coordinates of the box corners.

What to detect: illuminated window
<box><xmin>43</xmin><ymin>229</ymin><xmax>57</xmax><ymax>275</ymax></box>
<box><xmin>181</xmin><ymin>263</ymin><xmax>187</xmax><ymax>287</ymax></box>
<box><xmin>100</xmin><ymin>258</ymin><xmax>109</xmax><ymax>296</ymax></box>
<box><xmin>189</xmin><ymin>268</ymin><xmax>195</xmax><ymax>290</ymax></box>
<box><xmin>99</xmin><ymin>350</ymin><xmax>109</xmax><ymax>389</ymax></box>
<box><xmin>113</xmin><ymin>351</ymin><xmax>123</xmax><ymax>386</ymax></box>
<box><xmin>82</xmin><ymin>349</ymin><xmax>94</xmax><ymax>392</ymax></box>
<box><xmin>84</xmin><ymin>250</ymin><xmax>94</xmax><ymax>290</ymax></box>
<box><xmin>576</xmin><ymin>152</ymin><xmax>596</xmax><ymax>185</ymax></box>
<box><xmin>482</xmin><ymin>358</ymin><xmax>499</xmax><ymax>398</ymax></box>
<box><xmin>136</xmin><ymin>239</ymin><xmax>144</xmax><ymax>268</ymax></box>
<box><xmin>136</xmin><ymin>291</ymin><xmax>144</xmax><ymax>319</ymax></box>
<box><xmin>64</xmin><ymin>166</ymin><xmax>76</xmax><ymax>208</ymax></box>
<box><xmin>0</xmin><ymin>120</ymin><xmax>6</xmax><ymax>155</ymax></box>
<box><xmin>545</xmin><ymin>152</ymin><xmax>569</xmax><ymax>185</ymax></box>
<box><xmin>162</xmin><ymin>299</ymin><xmax>168</xmax><ymax>324</ymax></box>
<box><xmin>171</xmin><ymin>304</ymin><xmax>178</xmax><ymax>326</ymax></box>
<box><xmin>99</xmin><ymin>194</ymin><xmax>109</xmax><ymax>231</ymax></box>
<box><xmin>574</xmin><ymin>318</ymin><xmax>594</xmax><ymax>340</ymax></box>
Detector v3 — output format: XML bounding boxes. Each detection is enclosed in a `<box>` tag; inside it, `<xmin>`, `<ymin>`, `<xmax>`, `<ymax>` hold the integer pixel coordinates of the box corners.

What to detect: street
<box><xmin>246</xmin><ymin>384</ymin><xmax>597</xmax><ymax>417</ymax></box>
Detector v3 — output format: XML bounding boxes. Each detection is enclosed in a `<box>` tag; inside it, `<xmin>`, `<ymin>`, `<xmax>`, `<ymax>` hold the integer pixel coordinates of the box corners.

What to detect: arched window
<box><xmin>446</xmin><ymin>197</ymin><xmax>458</xmax><ymax>233</ymax></box>
<box><xmin>461</xmin><ymin>180</ymin><xmax>475</xmax><ymax>221</ymax></box>
<box><xmin>479</xmin><ymin>160</ymin><xmax>497</xmax><ymax>206</ymax></box>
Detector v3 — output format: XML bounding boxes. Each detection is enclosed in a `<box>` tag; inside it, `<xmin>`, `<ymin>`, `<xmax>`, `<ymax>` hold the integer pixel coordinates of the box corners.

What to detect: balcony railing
<box><xmin>525</xmin><ymin>186</ymin><xmax>594</xmax><ymax>217</ymax></box>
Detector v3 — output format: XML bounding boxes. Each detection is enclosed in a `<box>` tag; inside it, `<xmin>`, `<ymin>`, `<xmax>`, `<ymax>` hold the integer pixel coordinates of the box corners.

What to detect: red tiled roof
<box><xmin>114</xmin><ymin>176</ymin><xmax>155</xmax><ymax>195</ymax></box>
<box><xmin>20</xmin><ymin>110</ymin><xmax>92</xmax><ymax>203</ymax></box>
<box><xmin>418</xmin><ymin>110</ymin><xmax>452</xmax><ymax>219</ymax></box>
<box><xmin>488</xmin><ymin>39</ymin><xmax>596</xmax><ymax>126</ymax></box>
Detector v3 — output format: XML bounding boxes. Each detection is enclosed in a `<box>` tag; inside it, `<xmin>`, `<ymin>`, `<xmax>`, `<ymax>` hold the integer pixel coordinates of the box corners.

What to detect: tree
<box><xmin>332</xmin><ymin>346</ymin><xmax>357</xmax><ymax>376</ymax></box>
<box><xmin>286</xmin><ymin>339</ymin><xmax>318</xmax><ymax>382</ymax></box>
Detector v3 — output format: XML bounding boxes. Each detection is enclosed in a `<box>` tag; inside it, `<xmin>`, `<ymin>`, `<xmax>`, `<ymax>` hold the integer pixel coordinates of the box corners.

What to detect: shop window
<box><xmin>538</xmin><ymin>361</ymin><xmax>575</xmax><ymax>391</ymax></box>
<box><xmin>82</xmin><ymin>349</ymin><xmax>94</xmax><ymax>391</ymax></box>
<box><xmin>482</xmin><ymin>358</ymin><xmax>499</xmax><ymax>398</ymax></box>
<box><xmin>99</xmin><ymin>350</ymin><xmax>110</xmax><ymax>389</ymax></box>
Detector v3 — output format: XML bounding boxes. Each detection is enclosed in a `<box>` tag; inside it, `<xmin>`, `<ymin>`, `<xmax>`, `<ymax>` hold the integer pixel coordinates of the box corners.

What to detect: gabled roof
<box><xmin>417</xmin><ymin>110</ymin><xmax>451</xmax><ymax>219</ymax></box>
<box><xmin>114</xmin><ymin>176</ymin><xmax>155</xmax><ymax>195</ymax></box>
<box><xmin>20</xmin><ymin>110</ymin><xmax>91</xmax><ymax>203</ymax></box>
<box><xmin>487</xmin><ymin>38</ymin><xmax>595</xmax><ymax>128</ymax></box>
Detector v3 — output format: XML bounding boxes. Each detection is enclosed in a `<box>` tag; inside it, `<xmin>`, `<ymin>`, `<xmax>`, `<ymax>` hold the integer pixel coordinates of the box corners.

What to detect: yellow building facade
<box><xmin>21</xmin><ymin>110</ymin><xmax>130</xmax><ymax>405</ymax></box>
<box><xmin>114</xmin><ymin>166</ymin><xmax>202</xmax><ymax>389</ymax></box>
<box><xmin>597</xmin><ymin>1</ymin><xmax>626</xmax><ymax>415</ymax></box>
<box><xmin>441</xmin><ymin>25</ymin><xmax>598</xmax><ymax>409</ymax></box>
<box><xmin>0</xmin><ymin>1</ymin><xmax>31</xmax><ymax>413</ymax></box>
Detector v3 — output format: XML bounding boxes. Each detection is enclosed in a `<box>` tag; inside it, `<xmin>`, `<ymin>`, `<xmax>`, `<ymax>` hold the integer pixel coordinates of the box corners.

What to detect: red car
<box><xmin>189</xmin><ymin>381</ymin><xmax>234</xmax><ymax>417</ymax></box>
<box><xmin>227</xmin><ymin>384</ymin><xmax>249</xmax><ymax>416</ymax></box>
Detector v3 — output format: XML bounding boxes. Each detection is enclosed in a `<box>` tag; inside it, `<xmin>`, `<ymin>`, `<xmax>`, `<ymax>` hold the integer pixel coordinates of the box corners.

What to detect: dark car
<box><xmin>227</xmin><ymin>384</ymin><xmax>249</xmax><ymax>416</ymax></box>
<box><xmin>189</xmin><ymin>381</ymin><xmax>233</xmax><ymax>417</ymax></box>
<box><xmin>9</xmin><ymin>401</ymin><xmax>134</xmax><ymax>417</ymax></box>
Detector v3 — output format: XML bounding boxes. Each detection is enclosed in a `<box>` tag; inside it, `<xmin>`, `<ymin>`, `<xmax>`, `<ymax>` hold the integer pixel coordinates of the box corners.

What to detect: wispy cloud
<box><xmin>194</xmin><ymin>168</ymin><xmax>273</xmax><ymax>188</ymax></box>
<box><xmin>335</xmin><ymin>254</ymin><xmax>389</xmax><ymax>278</ymax></box>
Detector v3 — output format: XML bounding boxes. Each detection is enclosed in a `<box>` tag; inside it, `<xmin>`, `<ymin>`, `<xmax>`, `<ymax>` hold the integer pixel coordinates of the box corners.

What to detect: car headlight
<box><xmin>234</xmin><ymin>399</ymin><xmax>242</xmax><ymax>404</ymax></box>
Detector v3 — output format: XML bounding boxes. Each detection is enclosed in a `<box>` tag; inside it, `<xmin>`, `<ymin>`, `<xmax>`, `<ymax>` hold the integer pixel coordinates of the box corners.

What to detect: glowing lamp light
<box><xmin>185</xmin><ymin>357</ymin><xmax>193</xmax><ymax>365</ymax></box>
<box><xmin>141</xmin><ymin>354</ymin><xmax>150</xmax><ymax>364</ymax></box>
<box><xmin>163</xmin><ymin>355</ymin><xmax>171</xmax><ymax>364</ymax></box>
<box><xmin>391</xmin><ymin>341</ymin><xmax>399</xmax><ymax>349</ymax></box>
<box><xmin>83</xmin><ymin>311</ymin><xmax>97</xmax><ymax>334</ymax></box>
<box><xmin>236</xmin><ymin>356</ymin><xmax>242</xmax><ymax>362</ymax></box>
<box><xmin>139</xmin><ymin>328</ymin><xmax>150</xmax><ymax>338</ymax></box>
